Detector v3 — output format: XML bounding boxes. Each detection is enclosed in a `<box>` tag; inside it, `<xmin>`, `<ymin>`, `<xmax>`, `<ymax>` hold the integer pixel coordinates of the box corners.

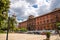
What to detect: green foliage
<box><xmin>9</xmin><ymin>16</ymin><xmax>17</xmax><ymax>32</ymax></box>
<box><xmin>0</xmin><ymin>14</ymin><xmax>17</xmax><ymax>33</ymax></box>
<box><xmin>56</xmin><ymin>22</ymin><xmax>60</xmax><ymax>30</ymax></box>
<box><xmin>20</xmin><ymin>28</ymin><xmax>27</xmax><ymax>32</ymax></box>
<box><xmin>0</xmin><ymin>20</ymin><xmax>7</xmax><ymax>30</ymax></box>
<box><xmin>57</xmin><ymin>26</ymin><xmax>60</xmax><ymax>30</ymax></box>
<box><xmin>0</xmin><ymin>0</ymin><xmax>10</xmax><ymax>32</ymax></box>
<box><xmin>56</xmin><ymin>22</ymin><xmax>60</xmax><ymax>26</ymax></box>
<box><xmin>0</xmin><ymin>0</ymin><xmax>10</xmax><ymax>20</ymax></box>
<box><xmin>0</xmin><ymin>0</ymin><xmax>10</xmax><ymax>12</ymax></box>
<box><xmin>0</xmin><ymin>30</ymin><xmax>5</xmax><ymax>33</ymax></box>
<box><xmin>46</xmin><ymin>32</ymin><xmax>51</xmax><ymax>38</ymax></box>
<box><xmin>14</xmin><ymin>28</ymin><xmax>20</xmax><ymax>32</ymax></box>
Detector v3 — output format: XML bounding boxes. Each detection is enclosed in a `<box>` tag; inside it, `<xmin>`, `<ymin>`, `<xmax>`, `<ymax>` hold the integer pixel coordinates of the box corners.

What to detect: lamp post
<box><xmin>3</xmin><ymin>11</ymin><xmax>10</xmax><ymax>40</ymax></box>
<box><xmin>6</xmin><ymin>16</ymin><xmax>10</xmax><ymax>40</ymax></box>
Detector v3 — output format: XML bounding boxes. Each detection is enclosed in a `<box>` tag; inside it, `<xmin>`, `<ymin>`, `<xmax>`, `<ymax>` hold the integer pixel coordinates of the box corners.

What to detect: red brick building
<box><xmin>18</xmin><ymin>9</ymin><xmax>60</xmax><ymax>31</ymax></box>
<box><xmin>18</xmin><ymin>21</ymin><xmax>27</xmax><ymax>29</ymax></box>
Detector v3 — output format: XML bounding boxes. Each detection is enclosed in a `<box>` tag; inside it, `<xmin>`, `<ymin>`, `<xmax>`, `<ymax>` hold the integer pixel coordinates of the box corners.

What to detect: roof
<box><xmin>35</xmin><ymin>8</ymin><xmax>60</xmax><ymax>18</ymax></box>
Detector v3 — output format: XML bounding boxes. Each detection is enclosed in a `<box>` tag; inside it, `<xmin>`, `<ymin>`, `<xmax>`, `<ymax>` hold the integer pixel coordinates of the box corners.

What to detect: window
<box><xmin>51</xmin><ymin>19</ymin><xmax>56</xmax><ymax>22</ymax></box>
<box><xmin>38</xmin><ymin>22</ymin><xmax>39</xmax><ymax>25</ymax></box>
<box><xmin>53</xmin><ymin>24</ymin><xmax>56</xmax><ymax>29</ymax></box>
<box><xmin>51</xmin><ymin>19</ymin><xmax>53</xmax><ymax>22</ymax></box>
<box><xmin>40</xmin><ymin>21</ymin><xmax>42</xmax><ymax>24</ymax></box>
<box><xmin>47</xmin><ymin>15</ymin><xmax>48</xmax><ymax>18</ymax></box>
<box><xmin>40</xmin><ymin>18</ymin><xmax>41</xmax><ymax>20</ymax></box>
<box><xmin>38</xmin><ymin>27</ymin><xmax>40</xmax><ymax>30</ymax></box>
<box><xmin>44</xmin><ymin>21</ymin><xmax>45</xmax><ymax>23</ymax></box>
<box><xmin>44</xmin><ymin>25</ymin><xmax>45</xmax><ymax>30</ymax></box>
<box><xmin>48</xmin><ymin>25</ymin><xmax>51</xmax><ymax>30</ymax></box>
<box><xmin>47</xmin><ymin>20</ymin><xmax>49</xmax><ymax>23</ymax></box>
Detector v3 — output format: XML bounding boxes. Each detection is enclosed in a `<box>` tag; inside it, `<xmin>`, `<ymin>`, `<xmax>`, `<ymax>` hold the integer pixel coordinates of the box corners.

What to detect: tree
<box><xmin>0</xmin><ymin>0</ymin><xmax>10</xmax><ymax>29</ymax></box>
<box><xmin>0</xmin><ymin>20</ymin><xmax>7</xmax><ymax>30</ymax></box>
<box><xmin>9</xmin><ymin>15</ymin><xmax>17</xmax><ymax>32</ymax></box>
<box><xmin>0</xmin><ymin>0</ymin><xmax>10</xmax><ymax>19</ymax></box>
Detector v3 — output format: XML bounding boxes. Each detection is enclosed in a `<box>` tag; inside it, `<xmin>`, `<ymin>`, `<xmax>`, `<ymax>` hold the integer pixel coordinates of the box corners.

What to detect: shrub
<box><xmin>20</xmin><ymin>28</ymin><xmax>27</xmax><ymax>32</ymax></box>
<box><xmin>14</xmin><ymin>28</ymin><xmax>20</xmax><ymax>32</ymax></box>
<box><xmin>0</xmin><ymin>30</ymin><xmax>5</xmax><ymax>33</ymax></box>
<box><xmin>57</xmin><ymin>26</ymin><xmax>60</xmax><ymax>30</ymax></box>
<box><xmin>46</xmin><ymin>32</ymin><xmax>51</xmax><ymax>38</ymax></box>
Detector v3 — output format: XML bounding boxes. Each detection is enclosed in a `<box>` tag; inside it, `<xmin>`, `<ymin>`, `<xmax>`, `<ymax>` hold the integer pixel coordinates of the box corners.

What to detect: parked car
<box><xmin>24</xmin><ymin>31</ymin><xmax>41</xmax><ymax>34</ymax></box>
<box><xmin>41</xmin><ymin>32</ymin><xmax>46</xmax><ymax>35</ymax></box>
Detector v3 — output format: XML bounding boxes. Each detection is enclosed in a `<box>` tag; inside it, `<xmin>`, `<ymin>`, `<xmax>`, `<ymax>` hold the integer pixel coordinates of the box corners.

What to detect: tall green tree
<box><xmin>9</xmin><ymin>16</ymin><xmax>17</xmax><ymax>32</ymax></box>
<box><xmin>0</xmin><ymin>0</ymin><xmax>10</xmax><ymax>29</ymax></box>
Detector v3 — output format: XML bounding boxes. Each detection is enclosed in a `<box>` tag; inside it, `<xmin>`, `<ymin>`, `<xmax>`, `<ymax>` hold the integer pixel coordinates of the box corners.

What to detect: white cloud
<box><xmin>25</xmin><ymin>0</ymin><xmax>36</xmax><ymax>4</ymax></box>
<box><xmin>50</xmin><ymin>0</ymin><xmax>60</xmax><ymax>10</ymax></box>
<box><xmin>17</xmin><ymin>20</ymin><xmax>22</xmax><ymax>22</ymax></box>
<box><xmin>10</xmin><ymin>0</ymin><xmax>60</xmax><ymax>22</ymax></box>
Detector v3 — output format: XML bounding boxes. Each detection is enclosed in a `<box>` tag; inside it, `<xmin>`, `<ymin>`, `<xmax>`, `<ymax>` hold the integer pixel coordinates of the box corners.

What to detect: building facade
<box><xmin>18</xmin><ymin>9</ymin><xmax>60</xmax><ymax>31</ymax></box>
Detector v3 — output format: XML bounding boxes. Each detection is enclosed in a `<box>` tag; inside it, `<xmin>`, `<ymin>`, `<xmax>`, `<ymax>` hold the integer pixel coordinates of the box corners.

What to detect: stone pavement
<box><xmin>0</xmin><ymin>33</ymin><xmax>60</xmax><ymax>40</ymax></box>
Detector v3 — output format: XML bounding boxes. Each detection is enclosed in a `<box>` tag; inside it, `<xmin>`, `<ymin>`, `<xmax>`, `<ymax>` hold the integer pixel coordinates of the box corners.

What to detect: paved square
<box><xmin>0</xmin><ymin>33</ymin><xmax>60</xmax><ymax>40</ymax></box>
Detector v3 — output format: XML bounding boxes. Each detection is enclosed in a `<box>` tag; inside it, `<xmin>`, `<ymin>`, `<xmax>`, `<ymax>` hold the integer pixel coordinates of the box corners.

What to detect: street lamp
<box><xmin>3</xmin><ymin>11</ymin><xmax>10</xmax><ymax>40</ymax></box>
<box><xmin>6</xmin><ymin>17</ymin><xmax>10</xmax><ymax>40</ymax></box>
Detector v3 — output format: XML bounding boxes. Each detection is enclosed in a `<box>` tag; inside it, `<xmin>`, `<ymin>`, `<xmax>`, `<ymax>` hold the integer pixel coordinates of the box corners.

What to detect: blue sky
<box><xmin>9</xmin><ymin>0</ymin><xmax>60</xmax><ymax>22</ymax></box>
